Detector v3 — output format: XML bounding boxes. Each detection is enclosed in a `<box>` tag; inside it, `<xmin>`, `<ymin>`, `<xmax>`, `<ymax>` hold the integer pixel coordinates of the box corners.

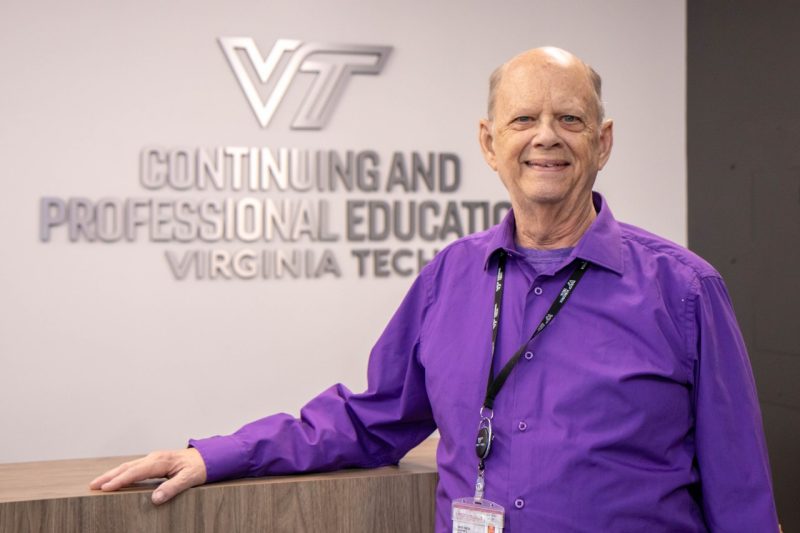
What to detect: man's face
<box><xmin>479</xmin><ymin>52</ymin><xmax>613</xmax><ymax>213</ymax></box>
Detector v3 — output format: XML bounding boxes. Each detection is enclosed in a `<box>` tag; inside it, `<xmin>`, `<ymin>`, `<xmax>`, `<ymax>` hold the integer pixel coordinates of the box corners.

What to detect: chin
<box><xmin>517</xmin><ymin>186</ymin><xmax>570</xmax><ymax>207</ymax></box>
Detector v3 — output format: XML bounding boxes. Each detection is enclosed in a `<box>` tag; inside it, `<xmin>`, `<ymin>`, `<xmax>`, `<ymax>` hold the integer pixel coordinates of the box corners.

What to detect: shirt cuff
<box><xmin>188</xmin><ymin>434</ymin><xmax>251</xmax><ymax>483</ymax></box>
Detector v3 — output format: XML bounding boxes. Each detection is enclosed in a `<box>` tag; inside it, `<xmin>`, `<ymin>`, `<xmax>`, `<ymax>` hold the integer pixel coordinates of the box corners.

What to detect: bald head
<box><xmin>487</xmin><ymin>47</ymin><xmax>604</xmax><ymax>123</ymax></box>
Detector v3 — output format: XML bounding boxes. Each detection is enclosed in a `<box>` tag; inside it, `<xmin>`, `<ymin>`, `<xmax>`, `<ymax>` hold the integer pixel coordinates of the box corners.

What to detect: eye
<box><xmin>509</xmin><ymin>116</ymin><xmax>536</xmax><ymax>129</ymax></box>
<box><xmin>559</xmin><ymin>114</ymin><xmax>586</xmax><ymax>131</ymax></box>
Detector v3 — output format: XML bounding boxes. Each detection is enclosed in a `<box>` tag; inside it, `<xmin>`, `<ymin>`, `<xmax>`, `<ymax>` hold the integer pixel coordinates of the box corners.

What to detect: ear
<box><xmin>478</xmin><ymin>119</ymin><xmax>498</xmax><ymax>171</ymax></box>
<box><xmin>597</xmin><ymin>119</ymin><xmax>614</xmax><ymax>170</ymax></box>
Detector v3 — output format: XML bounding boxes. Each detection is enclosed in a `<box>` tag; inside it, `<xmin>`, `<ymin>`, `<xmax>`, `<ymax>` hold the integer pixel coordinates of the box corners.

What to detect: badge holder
<box><xmin>452</xmin><ymin>408</ymin><xmax>505</xmax><ymax>532</ymax></box>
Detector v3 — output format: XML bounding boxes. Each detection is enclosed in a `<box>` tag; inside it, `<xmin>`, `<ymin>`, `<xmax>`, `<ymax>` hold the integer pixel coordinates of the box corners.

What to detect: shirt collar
<box><xmin>483</xmin><ymin>192</ymin><xmax>625</xmax><ymax>276</ymax></box>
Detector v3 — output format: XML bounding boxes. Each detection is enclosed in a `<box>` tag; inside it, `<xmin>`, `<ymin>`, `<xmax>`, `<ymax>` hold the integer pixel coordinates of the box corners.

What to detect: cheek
<box><xmin>577</xmin><ymin>135</ymin><xmax>601</xmax><ymax>159</ymax></box>
<box><xmin>496</xmin><ymin>133</ymin><xmax>528</xmax><ymax>158</ymax></box>
<box><xmin>494</xmin><ymin>150</ymin><xmax>518</xmax><ymax>172</ymax></box>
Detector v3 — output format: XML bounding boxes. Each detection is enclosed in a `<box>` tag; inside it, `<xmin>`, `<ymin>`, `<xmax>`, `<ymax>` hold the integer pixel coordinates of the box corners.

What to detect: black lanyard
<box><xmin>484</xmin><ymin>251</ymin><xmax>589</xmax><ymax>410</ymax></box>
<box><xmin>475</xmin><ymin>251</ymin><xmax>590</xmax><ymax>465</ymax></box>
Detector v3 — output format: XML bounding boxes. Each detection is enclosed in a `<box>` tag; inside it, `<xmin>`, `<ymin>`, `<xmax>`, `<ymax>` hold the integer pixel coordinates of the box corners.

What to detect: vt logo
<box><xmin>219</xmin><ymin>37</ymin><xmax>392</xmax><ymax>130</ymax></box>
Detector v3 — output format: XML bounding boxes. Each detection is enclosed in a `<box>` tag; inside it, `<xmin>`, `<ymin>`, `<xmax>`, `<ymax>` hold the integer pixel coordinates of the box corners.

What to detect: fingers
<box><xmin>89</xmin><ymin>448</ymin><xmax>207</xmax><ymax>505</ymax></box>
<box><xmin>90</xmin><ymin>467</ymin><xmax>117</xmax><ymax>490</ymax></box>
<box><xmin>96</xmin><ymin>454</ymin><xmax>167</xmax><ymax>492</ymax></box>
<box><xmin>151</xmin><ymin>470</ymin><xmax>197</xmax><ymax>505</ymax></box>
<box><xmin>89</xmin><ymin>459</ymin><xmax>142</xmax><ymax>490</ymax></box>
<box><xmin>150</xmin><ymin>449</ymin><xmax>207</xmax><ymax>505</ymax></box>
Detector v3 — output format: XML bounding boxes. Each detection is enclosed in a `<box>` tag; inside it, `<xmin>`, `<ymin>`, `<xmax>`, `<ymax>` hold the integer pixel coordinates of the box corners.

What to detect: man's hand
<box><xmin>89</xmin><ymin>447</ymin><xmax>207</xmax><ymax>505</ymax></box>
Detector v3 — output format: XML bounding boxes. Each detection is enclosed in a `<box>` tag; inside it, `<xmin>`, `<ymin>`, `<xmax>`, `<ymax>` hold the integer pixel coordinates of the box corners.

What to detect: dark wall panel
<box><xmin>688</xmin><ymin>1</ymin><xmax>800</xmax><ymax>529</ymax></box>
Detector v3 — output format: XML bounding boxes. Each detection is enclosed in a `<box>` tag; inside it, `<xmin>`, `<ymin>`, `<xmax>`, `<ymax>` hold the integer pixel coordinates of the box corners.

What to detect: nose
<box><xmin>531</xmin><ymin>118</ymin><xmax>562</xmax><ymax>149</ymax></box>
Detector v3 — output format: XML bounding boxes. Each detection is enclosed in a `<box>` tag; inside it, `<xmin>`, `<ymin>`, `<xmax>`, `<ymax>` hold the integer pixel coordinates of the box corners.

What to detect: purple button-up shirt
<box><xmin>190</xmin><ymin>193</ymin><xmax>778</xmax><ymax>532</ymax></box>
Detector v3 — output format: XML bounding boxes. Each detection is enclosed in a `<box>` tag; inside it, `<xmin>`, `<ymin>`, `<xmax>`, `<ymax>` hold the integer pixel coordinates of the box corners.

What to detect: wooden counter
<box><xmin>0</xmin><ymin>439</ymin><xmax>438</xmax><ymax>533</ymax></box>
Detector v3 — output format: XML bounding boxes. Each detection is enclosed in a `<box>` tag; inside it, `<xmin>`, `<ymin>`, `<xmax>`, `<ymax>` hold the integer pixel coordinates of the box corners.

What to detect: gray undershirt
<box><xmin>515</xmin><ymin>244</ymin><xmax>574</xmax><ymax>275</ymax></box>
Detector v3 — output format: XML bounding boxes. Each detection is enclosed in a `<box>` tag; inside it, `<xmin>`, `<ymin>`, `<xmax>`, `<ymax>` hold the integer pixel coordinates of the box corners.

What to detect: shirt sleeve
<box><xmin>691</xmin><ymin>275</ymin><xmax>780</xmax><ymax>532</ymax></box>
<box><xmin>188</xmin><ymin>271</ymin><xmax>437</xmax><ymax>483</ymax></box>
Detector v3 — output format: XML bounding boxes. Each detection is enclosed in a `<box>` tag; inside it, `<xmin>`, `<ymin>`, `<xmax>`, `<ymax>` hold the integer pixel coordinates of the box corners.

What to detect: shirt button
<box><xmin>533</xmin><ymin>286</ymin><xmax>543</xmax><ymax>295</ymax></box>
<box><xmin>514</xmin><ymin>498</ymin><xmax>525</xmax><ymax>509</ymax></box>
<box><xmin>518</xmin><ymin>421</ymin><xmax>527</xmax><ymax>431</ymax></box>
<box><xmin>524</xmin><ymin>351</ymin><xmax>534</xmax><ymax>360</ymax></box>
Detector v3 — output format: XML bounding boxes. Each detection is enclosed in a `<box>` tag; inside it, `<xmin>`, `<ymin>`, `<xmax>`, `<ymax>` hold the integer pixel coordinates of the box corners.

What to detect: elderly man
<box><xmin>91</xmin><ymin>47</ymin><xmax>779</xmax><ymax>531</ymax></box>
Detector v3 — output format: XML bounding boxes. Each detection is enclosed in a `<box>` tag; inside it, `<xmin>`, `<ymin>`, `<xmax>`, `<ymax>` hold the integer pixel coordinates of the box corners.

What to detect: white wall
<box><xmin>0</xmin><ymin>0</ymin><xmax>686</xmax><ymax>462</ymax></box>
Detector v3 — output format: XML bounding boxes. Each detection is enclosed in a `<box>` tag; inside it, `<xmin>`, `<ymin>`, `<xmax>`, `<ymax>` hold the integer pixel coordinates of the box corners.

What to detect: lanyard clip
<box><xmin>475</xmin><ymin>408</ymin><xmax>494</xmax><ymax>461</ymax></box>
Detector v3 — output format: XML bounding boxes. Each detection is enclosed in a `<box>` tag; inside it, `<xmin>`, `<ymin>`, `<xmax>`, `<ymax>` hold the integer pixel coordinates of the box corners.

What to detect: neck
<box><xmin>514</xmin><ymin>197</ymin><xmax>596</xmax><ymax>250</ymax></box>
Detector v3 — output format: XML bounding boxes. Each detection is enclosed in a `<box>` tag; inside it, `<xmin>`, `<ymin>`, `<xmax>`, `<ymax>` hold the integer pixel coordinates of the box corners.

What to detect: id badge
<box><xmin>452</xmin><ymin>497</ymin><xmax>504</xmax><ymax>533</ymax></box>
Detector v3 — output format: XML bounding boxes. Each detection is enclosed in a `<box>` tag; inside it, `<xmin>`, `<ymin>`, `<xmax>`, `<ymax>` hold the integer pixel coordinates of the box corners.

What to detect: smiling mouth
<box><xmin>524</xmin><ymin>160</ymin><xmax>570</xmax><ymax>170</ymax></box>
